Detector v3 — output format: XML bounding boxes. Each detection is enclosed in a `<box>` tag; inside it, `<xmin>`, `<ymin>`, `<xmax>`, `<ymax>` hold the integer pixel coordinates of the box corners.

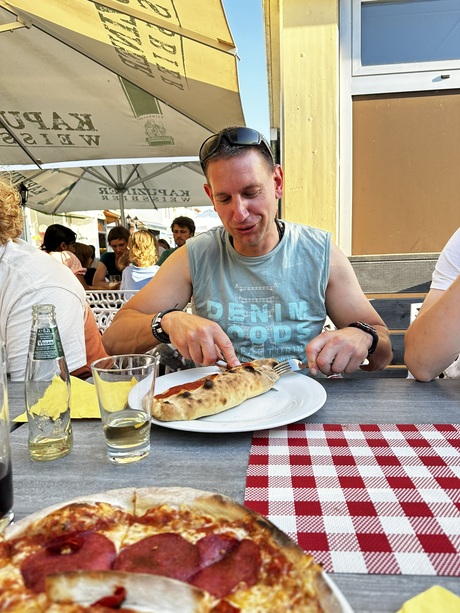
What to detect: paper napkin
<box><xmin>397</xmin><ymin>586</ymin><xmax>460</xmax><ymax>613</ymax></box>
<box><xmin>14</xmin><ymin>376</ymin><xmax>101</xmax><ymax>422</ymax></box>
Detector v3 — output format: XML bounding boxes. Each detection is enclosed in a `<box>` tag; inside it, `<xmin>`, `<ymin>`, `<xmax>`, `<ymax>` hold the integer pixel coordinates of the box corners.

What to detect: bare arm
<box><xmin>306</xmin><ymin>243</ymin><xmax>393</xmax><ymax>376</ymax></box>
<box><xmin>102</xmin><ymin>247</ymin><xmax>239</xmax><ymax>366</ymax></box>
<box><xmin>404</xmin><ymin>281</ymin><xmax>460</xmax><ymax>381</ymax></box>
<box><xmin>91</xmin><ymin>261</ymin><xmax>112</xmax><ymax>289</ymax></box>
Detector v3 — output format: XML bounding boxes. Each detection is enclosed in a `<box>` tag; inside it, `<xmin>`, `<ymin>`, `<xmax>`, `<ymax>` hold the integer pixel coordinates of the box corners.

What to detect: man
<box><xmin>157</xmin><ymin>216</ymin><xmax>195</xmax><ymax>266</ymax></box>
<box><xmin>0</xmin><ymin>177</ymin><xmax>106</xmax><ymax>380</ymax></box>
<box><xmin>405</xmin><ymin>227</ymin><xmax>460</xmax><ymax>381</ymax></box>
<box><xmin>103</xmin><ymin>127</ymin><xmax>392</xmax><ymax>376</ymax></box>
<box><xmin>92</xmin><ymin>225</ymin><xmax>130</xmax><ymax>289</ymax></box>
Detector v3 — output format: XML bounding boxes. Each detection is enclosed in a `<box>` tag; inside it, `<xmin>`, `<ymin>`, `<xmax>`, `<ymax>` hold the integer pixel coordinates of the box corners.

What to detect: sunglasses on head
<box><xmin>199</xmin><ymin>127</ymin><xmax>273</xmax><ymax>168</ymax></box>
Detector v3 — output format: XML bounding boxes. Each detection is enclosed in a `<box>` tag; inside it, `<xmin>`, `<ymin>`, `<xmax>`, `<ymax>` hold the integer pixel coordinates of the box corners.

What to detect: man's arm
<box><xmin>404</xmin><ymin>281</ymin><xmax>460</xmax><ymax>381</ymax></box>
<box><xmin>306</xmin><ymin>243</ymin><xmax>393</xmax><ymax>376</ymax></box>
<box><xmin>102</xmin><ymin>248</ymin><xmax>240</xmax><ymax>366</ymax></box>
<box><xmin>92</xmin><ymin>261</ymin><xmax>111</xmax><ymax>289</ymax></box>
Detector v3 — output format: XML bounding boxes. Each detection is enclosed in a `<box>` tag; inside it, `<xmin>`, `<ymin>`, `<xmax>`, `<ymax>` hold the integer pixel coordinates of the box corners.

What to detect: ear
<box><xmin>59</xmin><ymin>241</ymin><xmax>67</xmax><ymax>251</ymax></box>
<box><xmin>203</xmin><ymin>182</ymin><xmax>214</xmax><ymax>205</ymax></box>
<box><xmin>273</xmin><ymin>165</ymin><xmax>283</xmax><ymax>200</ymax></box>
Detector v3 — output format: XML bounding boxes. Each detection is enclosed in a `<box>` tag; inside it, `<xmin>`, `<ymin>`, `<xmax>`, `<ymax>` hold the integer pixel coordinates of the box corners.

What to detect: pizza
<box><xmin>152</xmin><ymin>359</ymin><xmax>280</xmax><ymax>421</ymax></box>
<box><xmin>0</xmin><ymin>487</ymin><xmax>343</xmax><ymax>612</ymax></box>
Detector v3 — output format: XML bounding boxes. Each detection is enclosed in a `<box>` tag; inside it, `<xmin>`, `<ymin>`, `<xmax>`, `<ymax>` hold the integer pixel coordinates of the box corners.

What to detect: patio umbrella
<box><xmin>10</xmin><ymin>161</ymin><xmax>208</xmax><ymax>220</ymax></box>
<box><xmin>0</xmin><ymin>0</ymin><xmax>245</xmax><ymax>168</ymax></box>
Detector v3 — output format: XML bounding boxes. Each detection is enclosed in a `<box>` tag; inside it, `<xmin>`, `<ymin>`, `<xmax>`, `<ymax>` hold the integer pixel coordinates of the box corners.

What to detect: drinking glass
<box><xmin>91</xmin><ymin>354</ymin><xmax>157</xmax><ymax>464</ymax></box>
<box><xmin>108</xmin><ymin>275</ymin><xmax>121</xmax><ymax>288</ymax></box>
<box><xmin>0</xmin><ymin>344</ymin><xmax>13</xmax><ymax>530</ymax></box>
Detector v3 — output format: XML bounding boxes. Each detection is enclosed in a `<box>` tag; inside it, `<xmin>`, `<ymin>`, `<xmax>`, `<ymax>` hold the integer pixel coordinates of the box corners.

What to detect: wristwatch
<box><xmin>347</xmin><ymin>321</ymin><xmax>378</xmax><ymax>356</ymax></box>
<box><xmin>151</xmin><ymin>308</ymin><xmax>180</xmax><ymax>344</ymax></box>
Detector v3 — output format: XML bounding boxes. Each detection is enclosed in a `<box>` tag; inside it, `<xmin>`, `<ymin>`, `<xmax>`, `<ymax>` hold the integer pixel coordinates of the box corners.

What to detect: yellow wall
<box><xmin>264</xmin><ymin>0</ymin><xmax>338</xmax><ymax>238</ymax></box>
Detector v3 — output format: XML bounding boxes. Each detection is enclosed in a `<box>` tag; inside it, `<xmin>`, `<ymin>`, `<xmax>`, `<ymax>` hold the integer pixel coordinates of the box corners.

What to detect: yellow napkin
<box><xmin>14</xmin><ymin>376</ymin><xmax>101</xmax><ymax>422</ymax></box>
<box><xmin>91</xmin><ymin>373</ymin><xmax>137</xmax><ymax>413</ymax></box>
<box><xmin>397</xmin><ymin>586</ymin><xmax>460</xmax><ymax>613</ymax></box>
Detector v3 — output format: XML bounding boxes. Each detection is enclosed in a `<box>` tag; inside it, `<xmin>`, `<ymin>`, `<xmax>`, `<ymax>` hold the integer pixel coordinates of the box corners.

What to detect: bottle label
<box><xmin>33</xmin><ymin>327</ymin><xmax>64</xmax><ymax>360</ymax></box>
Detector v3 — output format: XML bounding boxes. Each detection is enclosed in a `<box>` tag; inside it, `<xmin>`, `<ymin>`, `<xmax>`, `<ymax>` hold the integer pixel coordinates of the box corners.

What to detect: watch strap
<box><xmin>347</xmin><ymin>321</ymin><xmax>378</xmax><ymax>356</ymax></box>
<box><xmin>151</xmin><ymin>308</ymin><xmax>181</xmax><ymax>344</ymax></box>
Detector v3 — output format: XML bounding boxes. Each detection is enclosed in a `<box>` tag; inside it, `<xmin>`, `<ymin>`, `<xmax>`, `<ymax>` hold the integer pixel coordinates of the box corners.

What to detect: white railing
<box><xmin>86</xmin><ymin>290</ymin><xmax>138</xmax><ymax>332</ymax></box>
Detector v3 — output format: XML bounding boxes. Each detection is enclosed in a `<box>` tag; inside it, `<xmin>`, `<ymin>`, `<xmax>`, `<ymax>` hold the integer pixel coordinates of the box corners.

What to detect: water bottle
<box><xmin>24</xmin><ymin>304</ymin><xmax>73</xmax><ymax>461</ymax></box>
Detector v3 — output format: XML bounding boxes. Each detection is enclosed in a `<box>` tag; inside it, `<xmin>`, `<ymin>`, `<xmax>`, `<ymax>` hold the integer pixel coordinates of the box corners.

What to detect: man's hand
<box><xmin>161</xmin><ymin>311</ymin><xmax>240</xmax><ymax>368</ymax></box>
<box><xmin>306</xmin><ymin>327</ymin><xmax>373</xmax><ymax>376</ymax></box>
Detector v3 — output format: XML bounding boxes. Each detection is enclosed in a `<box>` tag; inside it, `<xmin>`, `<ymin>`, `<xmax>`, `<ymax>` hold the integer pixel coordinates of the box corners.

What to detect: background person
<box><xmin>103</xmin><ymin>127</ymin><xmax>392</xmax><ymax>376</ymax></box>
<box><xmin>405</xmin><ymin>227</ymin><xmax>460</xmax><ymax>381</ymax></box>
<box><xmin>92</xmin><ymin>226</ymin><xmax>130</xmax><ymax>289</ymax></box>
<box><xmin>157</xmin><ymin>216</ymin><xmax>195</xmax><ymax>266</ymax></box>
<box><xmin>121</xmin><ymin>230</ymin><xmax>160</xmax><ymax>291</ymax></box>
<box><xmin>73</xmin><ymin>242</ymin><xmax>96</xmax><ymax>289</ymax></box>
<box><xmin>41</xmin><ymin>224</ymin><xmax>89</xmax><ymax>289</ymax></box>
<box><xmin>158</xmin><ymin>238</ymin><xmax>170</xmax><ymax>256</ymax></box>
<box><xmin>0</xmin><ymin>177</ymin><xmax>107</xmax><ymax>380</ymax></box>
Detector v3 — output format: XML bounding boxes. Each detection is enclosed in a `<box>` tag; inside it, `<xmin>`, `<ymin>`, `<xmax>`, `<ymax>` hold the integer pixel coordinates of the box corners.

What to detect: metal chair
<box><xmin>85</xmin><ymin>290</ymin><xmax>138</xmax><ymax>333</ymax></box>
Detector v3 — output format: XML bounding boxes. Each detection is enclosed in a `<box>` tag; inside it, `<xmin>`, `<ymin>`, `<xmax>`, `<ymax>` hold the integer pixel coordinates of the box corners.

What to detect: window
<box><xmin>351</xmin><ymin>0</ymin><xmax>460</xmax><ymax>94</ymax></box>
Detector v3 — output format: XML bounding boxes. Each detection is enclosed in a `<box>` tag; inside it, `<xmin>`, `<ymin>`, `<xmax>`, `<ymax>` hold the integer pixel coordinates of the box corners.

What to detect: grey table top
<box><xmin>6</xmin><ymin>376</ymin><xmax>460</xmax><ymax>613</ymax></box>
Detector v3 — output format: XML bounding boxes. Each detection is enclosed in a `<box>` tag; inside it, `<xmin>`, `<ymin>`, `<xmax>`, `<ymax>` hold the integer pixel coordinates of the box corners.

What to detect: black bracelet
<box><xmin>347</xmin><ymin>321</ymin><xmax>378</xmax><ymax>356</ymax></box>
<box><xmin>151</xmin><ymin>308</ymin><xmax>181</xmax><ymax>344</ymax></box>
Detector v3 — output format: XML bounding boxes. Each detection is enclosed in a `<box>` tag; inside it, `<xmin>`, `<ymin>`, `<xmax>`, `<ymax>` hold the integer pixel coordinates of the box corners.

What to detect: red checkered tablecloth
<box><xmin>244</xmin><ymin>424</ymin><xmax>460</xmax><ymax>576</ymax></box>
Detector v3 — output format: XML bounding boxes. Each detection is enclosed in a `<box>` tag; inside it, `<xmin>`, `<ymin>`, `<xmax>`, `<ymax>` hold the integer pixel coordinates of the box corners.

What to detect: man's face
<box><xmin>172</xmin><ymin>224</ymin><xmax>193</xmax><ymax>247</ymax></box>
<box><xmin>110</xmin><ymin>239</ymin><xmax>128</xmax><ymax>256</ymax></box>
<box><xmin>204</xmin><ymin>149</ymin><xmax>283</xmax><ymax>257</ymax></box>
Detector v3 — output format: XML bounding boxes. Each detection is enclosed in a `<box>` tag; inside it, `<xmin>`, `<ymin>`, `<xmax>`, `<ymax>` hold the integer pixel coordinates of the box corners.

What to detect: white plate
<box><xmin>323</xmin><ymin>572</ymin><xmax>354</xmax><ymax>613</ymax></box>
<box><xmin>130</xmin><ymin>366</ymin><xmax>327</xmax><ymax>433</ymax></box>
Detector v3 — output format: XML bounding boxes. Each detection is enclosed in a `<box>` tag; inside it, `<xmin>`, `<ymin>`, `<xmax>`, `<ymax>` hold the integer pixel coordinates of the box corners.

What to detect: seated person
<box><xmin>157</xmin><ymin>216</ymin><xmax>195</xmax><ymax>266</ymax></box>
<box><xmin>121</xmin><ymin>230</ymin><xmax>159</xmax><ymax>291</ymax></box>
<box><xmin>41</xmin><ymin>225</ymin><xmax>89</xmax><ymax>289</ymax></box>
<box><xmin>73</xmin><ymin>242</ymin><xmax>97</xmax><ymax>287</ymax></box>
<box><xmin>103</xmin><ymin>127</ymin><xmax>392</xmax><ymax>377</ymax></box>
<box><xmin>158</xmin><ymin>238</ymin><xmax>170</xmax><ymax>256</ymax></box>
<box><xmin>92</xmin><ymin>226</ymin><xmax>130</xmax><ymax>289</ymax></box>
<box><xmin>0</xmin><ymin>177</ymin><xmax>107</xmax><ymax>380</ymax></box>
<box><xmin>405</xmin><ymin>228</ymin><xmax>460</xmax><ymax>381</ymax></box>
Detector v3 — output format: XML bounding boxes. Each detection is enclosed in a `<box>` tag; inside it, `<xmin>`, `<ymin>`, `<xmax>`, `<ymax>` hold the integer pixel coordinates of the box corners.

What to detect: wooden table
<box><xmin>7</xmin><ymin>377</ymin><xmax>460</xmax><ymax>613</ymax></box>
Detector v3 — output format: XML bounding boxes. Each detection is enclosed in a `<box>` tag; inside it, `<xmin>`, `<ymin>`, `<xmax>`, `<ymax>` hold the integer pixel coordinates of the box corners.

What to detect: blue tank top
<box><xmin>187</xmin><ymin>223</ymin><xmax>331</xmax><ymax>363</ymax></box>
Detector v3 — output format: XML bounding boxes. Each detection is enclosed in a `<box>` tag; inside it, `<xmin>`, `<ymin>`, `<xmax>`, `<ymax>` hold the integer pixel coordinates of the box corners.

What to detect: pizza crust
<box><xmin>46</xmin><ymin>570</ymin><xmax>211</xmax><ymax>612</ymax></box>
<box><xmin>152</xmin><ymin>359</ymin><xmax>280</xmax><ymax>421</ymax></box>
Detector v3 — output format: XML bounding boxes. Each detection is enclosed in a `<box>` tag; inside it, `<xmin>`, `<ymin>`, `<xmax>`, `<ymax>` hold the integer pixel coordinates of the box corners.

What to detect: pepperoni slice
<box><xmin>21</xmin><ymin>531</ymin><xmax>116</xmax><ymax>593</ymax></box>
<box><xmin>196</xmin><ymin>533</ymin><xmax>239</xmax><ymax>568</ymax></box>
<box><xmin>190</xmin><ymin>539</ymin><xmax>261</xmax><ymax>599</ymax></box>
<box><xmin>114</xmin><ymin>533</ymin><xmax>200</xmax><ymax>582</ymax></box>
<box><xmin>93</xmin><ymin>586</ymin><xmax>127</xmax><ymax>608</ymax></box>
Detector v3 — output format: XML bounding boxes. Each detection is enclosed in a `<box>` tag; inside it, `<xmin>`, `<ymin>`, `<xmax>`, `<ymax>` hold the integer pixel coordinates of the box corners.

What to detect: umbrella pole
<box><xmin>117</xmin><ymin>166</ymin><xmax>126</xmax><ymax>227</ymax></box>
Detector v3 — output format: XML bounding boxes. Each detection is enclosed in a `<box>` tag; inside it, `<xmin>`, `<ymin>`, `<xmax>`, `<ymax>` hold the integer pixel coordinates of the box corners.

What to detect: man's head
<box><xmin>0</xmin><ymin>178</ymin><xmax>22</xmax><ymax>245</ymax></box>
<box><xmin>170</xmin><ymin>216</ymin><xmax>195</xmax><ymax>248</ymax></box>
<box><xmin>107</xmin><ymin>225</ymin><xmax>130</xmax><ymax>256</ymax></box>
<box><xmin>199</xmin><ymin>127</ymin><xmax>274</xmax><ymax>178</ymax></box>
<box><xmin>199</xmin><ymin>128</ymin><xmax>283</xmax><ymax>257</ymax></box>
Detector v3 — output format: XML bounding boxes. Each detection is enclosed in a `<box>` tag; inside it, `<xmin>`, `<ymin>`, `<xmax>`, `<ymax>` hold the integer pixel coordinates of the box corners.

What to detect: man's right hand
<box><xmin>161</xmin><ymin>311</ymin><xmax>240</xmax><ymax>368</ymax></box>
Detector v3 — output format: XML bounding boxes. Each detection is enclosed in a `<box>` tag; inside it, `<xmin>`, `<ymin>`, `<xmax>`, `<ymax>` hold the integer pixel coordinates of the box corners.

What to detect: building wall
<box><xmin>264</xmin><ymin>0</ymin><xmax>338</xmax><ymax>239</ymax></box>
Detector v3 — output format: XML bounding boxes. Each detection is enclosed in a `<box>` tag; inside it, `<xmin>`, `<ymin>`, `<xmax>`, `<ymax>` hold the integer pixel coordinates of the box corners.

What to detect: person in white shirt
<box><xmin>0</xmin><ymin>177</ymin><xmax>105</xmax><ymax>380</ymax></box>
<box><xmin>405</xmin><ymin>228</ymin><xmax>460</xmax><ymax>381</ymax></box>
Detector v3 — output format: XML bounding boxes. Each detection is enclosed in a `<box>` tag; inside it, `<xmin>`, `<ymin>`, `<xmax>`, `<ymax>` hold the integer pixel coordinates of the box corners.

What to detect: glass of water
<box><xmin>91</xmin><ymin>354</ymin><xmax>157</xmax><ymax>464</ymax></box>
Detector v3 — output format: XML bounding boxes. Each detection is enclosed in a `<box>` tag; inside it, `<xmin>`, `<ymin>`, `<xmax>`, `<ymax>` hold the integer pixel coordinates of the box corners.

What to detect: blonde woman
<box><xmin>121</xmin><ymin>230</ymin><xmax>159</xmax><ymax>291</ymax></box>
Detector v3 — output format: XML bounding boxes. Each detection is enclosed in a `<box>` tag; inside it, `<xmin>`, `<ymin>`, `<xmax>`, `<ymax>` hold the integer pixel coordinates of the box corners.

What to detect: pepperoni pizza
<box><xmin>0</xmin><ymin>487</ymin><xmax>342</xmax><ymax>612</ymax></box>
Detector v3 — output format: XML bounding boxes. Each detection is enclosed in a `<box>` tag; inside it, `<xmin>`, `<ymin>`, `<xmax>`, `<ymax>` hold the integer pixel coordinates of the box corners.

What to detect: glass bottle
<box><xmin>24</xmin><ymin>304</ymin><xmax>73</xmax><ymax>461</ymax></box>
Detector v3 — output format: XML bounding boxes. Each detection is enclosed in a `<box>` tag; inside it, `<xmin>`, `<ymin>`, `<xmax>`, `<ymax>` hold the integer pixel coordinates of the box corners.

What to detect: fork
<box><xmin>273</xmin><ymin>358</ymin><xmax>304</xmax><ymax>376</ymax></box>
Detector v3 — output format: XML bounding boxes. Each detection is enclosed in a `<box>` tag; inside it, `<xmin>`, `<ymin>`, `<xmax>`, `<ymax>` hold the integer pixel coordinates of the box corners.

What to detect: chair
<box><xmin>85</xmin><ymin>290</ymin><xmax>138</xmax><ymax>333</ymax></box>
